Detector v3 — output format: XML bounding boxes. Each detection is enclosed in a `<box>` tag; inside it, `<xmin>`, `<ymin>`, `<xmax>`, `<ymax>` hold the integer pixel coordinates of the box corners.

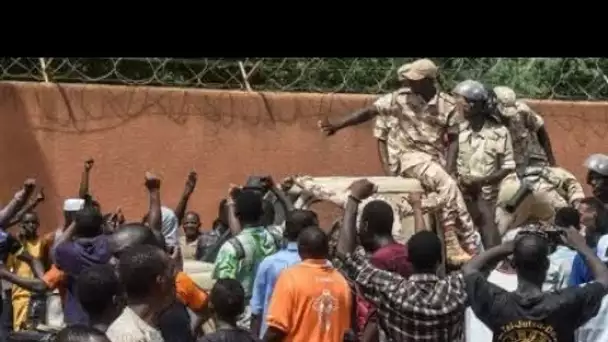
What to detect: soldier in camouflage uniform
<box><xmin>492</xmin><ymin>86</ymin><xmax>585</xmax><ymax>234</ymax></box>
<box><xmin>584</xmin><ymin>153</ymin><xmax>608</xmax><ymax>207</ymax></box>
<box><xmin>452</xmin><ymin>80</ymin><xmax>516</xmax><ymax>249</ymax></box>
<box><xmin>375</xmin><ymin>63</ymin><xmax>410</xmax><ymax>176</ymax></box>
<box><xmin>318</xmin><ymin>58</ymin><xmax>478</xmax><ymax>265</ymax></box>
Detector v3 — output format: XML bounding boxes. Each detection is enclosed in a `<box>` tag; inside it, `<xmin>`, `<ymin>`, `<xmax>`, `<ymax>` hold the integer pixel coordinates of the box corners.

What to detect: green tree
<box><xmin>2</xmin><ymin>57</ymin><xmax>608</xmax><ymax>100</ymax></box>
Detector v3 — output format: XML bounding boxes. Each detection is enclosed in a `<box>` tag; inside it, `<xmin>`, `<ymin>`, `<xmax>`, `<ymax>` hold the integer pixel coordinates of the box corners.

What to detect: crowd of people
<box><xmin>0</xmin><ymin>58</ymin><xmax>607</xmax><ymax>342</ymax></box>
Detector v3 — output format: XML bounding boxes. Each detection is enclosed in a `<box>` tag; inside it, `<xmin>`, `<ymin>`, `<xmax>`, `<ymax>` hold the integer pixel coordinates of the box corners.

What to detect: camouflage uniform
<box><xmin>374</xmin><ymin>115</ymin><xmax>402</xmax><ymax>175</ymax></box>
<box><xmin>373</xmin><ymin>106</ymin><xmax>478</xmax><ymax>249</ymax></box>
<box><xmin>457</xmin><ymin>119</ymin><xmax>516</xmax><ymax>202</ymax></box>
<box><xmin>496</xmin><ymin>167</ymin><xmax>585</xmax><ymax>234</ymax></box>
<box><xmin>369</xmin><ymin>60</ymin><xmax>478</xmax><ymax>262</ymax></box>
<box><xmin>493</xmin><ymin>86</ymin><xmax>585</xmax><ymax>234</ymax></box>
<box><xmin>292</xmin><ymin>175</ymin><xmax>429</xmax><ymax>243</ymax></box>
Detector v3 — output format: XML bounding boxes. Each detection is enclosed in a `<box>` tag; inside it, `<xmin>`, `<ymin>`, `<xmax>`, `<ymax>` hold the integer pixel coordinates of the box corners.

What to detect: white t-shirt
<box><xmin>465</xmin><ymin>270</ymin><xmax>518</xmax><ymax>342</ymax></box>
<box><xmin>576</xmin><ymin>293</ymin><xmax>608</xmax><ymax>342</ymax></box>
<box><xmin>106</xmin><ymin>307</ymin><xmax>165</xmax><ymax>342</ymax></box>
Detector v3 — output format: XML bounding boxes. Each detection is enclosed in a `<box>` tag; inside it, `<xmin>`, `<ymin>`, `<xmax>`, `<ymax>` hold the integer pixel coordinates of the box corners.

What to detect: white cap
<box><xmin>63</xmin><ymin>198</ymin><xmax>85</xmax><ymax>212</ymax></box>
<box><xmin>596</xmin><ymin>235</ymin><xmax>608</xmax><ymax>262</ymax></box>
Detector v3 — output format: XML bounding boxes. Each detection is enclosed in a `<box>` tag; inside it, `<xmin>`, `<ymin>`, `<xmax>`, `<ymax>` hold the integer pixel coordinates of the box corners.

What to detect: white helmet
<box><xmin>584</xmin><ymin>154</ymin><xmax>608</xmax><ymax>176</ymax></box>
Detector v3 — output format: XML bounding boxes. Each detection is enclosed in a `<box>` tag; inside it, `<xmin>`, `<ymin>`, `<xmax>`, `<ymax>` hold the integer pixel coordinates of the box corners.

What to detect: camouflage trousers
<box><xmin>293</xmin><ymin>165</ymin><xmax>479</xmax><ymax>251</ymax></box>
<box><xmin>397</xmin><ymin>152</ymin><xmax>478</xmax><ymax>250</ymax></box>
<box><xmin>495</xmin><ymin>167</ymin><xmax>585</xmax><ymax>235</ymax></box>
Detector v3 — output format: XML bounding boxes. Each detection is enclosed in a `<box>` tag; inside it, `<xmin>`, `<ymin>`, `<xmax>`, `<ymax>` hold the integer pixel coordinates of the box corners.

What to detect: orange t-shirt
<box><xmin>43</xmin><ymin>267</ymin><xmax>208</xmax><ymax>312</ymax></box>
<box><xmin>266</xmin><ymin>259</ymin><xmax>352</xmax><ymax>342</ymax></box>
<box><xmin>42</xmin><ymin>264</ymin><xmax>67</xmax><ymax>301</ymax></box>
<box><xmin>174</xmin><ymin>271</ymin><xmax>209</xmax><ymax>312</ymax></box>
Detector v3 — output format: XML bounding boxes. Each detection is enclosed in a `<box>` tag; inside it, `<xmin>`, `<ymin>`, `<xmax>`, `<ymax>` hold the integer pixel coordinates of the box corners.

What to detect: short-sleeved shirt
<box><xmin>373</xmin><ymin>115</ymin><xmax>402</xmax><ymax>174</ymax></box>
<box><xmin>53</xmin><ymin>235</ymin><xmax>112</xmax><ymax>325</ymax></box>
<box><xmin>337</xmin><ymin>247</ymin><xmax>467</xmax><ymax>341</ymax></box>
<box><xmin>569</xmin><ymin>252</ymin><xmax>594</xmax><ymax>287</ymax></box>
<box><xmin>266</xmin><ymin>259</ymin><xmax>352</xmax><ymax>342</ymax></box>
<box><xmin>356</xmin><ymin>243</ymin><xmax>411</xmax><ymax>333</ymax></box>
<box><xmin>541</xmin><ymin>167</ymin><xmax>586</xmax><ymax>205</ymax></box>
<box><xmin>465</xmin><ymin>271</ymin><xmax>606</xmax><ymax>342</ymax></box>
<box><xmin>179</xmin><ymin>235</ymin><xmax>199</xmax><ymax>260</ymax></box>
<box><xmin>174</xmin><ymin>271</ymin><xmax>209</xmax><ymax>311</ymax></box>
<box><xmin>212</xmin><ymin>226</ymin><xmax>278</xmax><ymax>299</ymax></box>
<box><xmin>250</xmin><ymin>242</ymin><xmax>301</xmax><ymax>338</ymax></box>
<box><xmin>7</xmin><ymin>238</ymin><xmax>44</xmax><ymax>299</ymax></box>
<box><xmin>42</xmin><ymin>267</ymin><xmax>208</xmax><ymax>313</ymax></box>
<box><xmin>503</xmin><ymin>102</ymin><xmax>549</xmax><ymax>168</ymax></box>
<box><xmin>106</xmin><ymin>306</ymin><xmax>165</xmax><ymax>342</ymax></box>
<box><xmin>372</xmin><ymin>88</ymin><xmax>459</xmax><ymax>168</ymax></box>
<box><xmin>458</xmin><ymin>120</ymin><xmax>516</xmax><ymax>200</ymax></box>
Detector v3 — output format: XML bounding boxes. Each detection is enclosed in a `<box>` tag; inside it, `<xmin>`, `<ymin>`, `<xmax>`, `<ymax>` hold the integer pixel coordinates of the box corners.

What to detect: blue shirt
<box><xmin>250</xmin><ymin>242</ymin><xmax>301</xmax><ymax>338</ymax></box>
<box><xmin>54</xmin><ymin>235</ymin><xmax>112</xmax><ymax>325</ymax></box>
<box><xmin>569</xmin><ymin>252</ymin><xmax>595</xmax><ymax>287</ymax></box>
<box><xmin>546</xmin><ymin>246</ymin><xmax>577</xmax><ymax>290</ymax></box>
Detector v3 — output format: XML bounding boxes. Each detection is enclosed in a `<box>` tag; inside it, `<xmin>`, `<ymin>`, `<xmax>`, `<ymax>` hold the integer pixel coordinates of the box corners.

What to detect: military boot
<box><xmin>444</xmin><ymin>226</ymin><xmax>472</xmax><ymax>266</ymax></box>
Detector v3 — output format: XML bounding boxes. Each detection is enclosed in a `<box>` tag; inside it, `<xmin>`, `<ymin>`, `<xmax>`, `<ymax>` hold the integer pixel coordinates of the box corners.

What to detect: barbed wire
<box><xmin>2</xmin><ymin>58</ymin><xmax>608</xmax><ymax>100</ymax></box>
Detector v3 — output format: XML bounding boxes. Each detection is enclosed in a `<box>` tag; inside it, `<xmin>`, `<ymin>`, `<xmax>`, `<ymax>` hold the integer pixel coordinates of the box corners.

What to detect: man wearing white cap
<box><xmin>48</xmin><ymin>198</ymin><xmax>86</xmax><ymax>260</ymax></box>
<box><xmin>493</xmin><ymin>86</ymin><xmax>585</xmax><ymax>234</ymax></box>
<box><xmin>318</xmin><ymin>58</ymin><xmax>478</xmax><ymax>265</ymax></box>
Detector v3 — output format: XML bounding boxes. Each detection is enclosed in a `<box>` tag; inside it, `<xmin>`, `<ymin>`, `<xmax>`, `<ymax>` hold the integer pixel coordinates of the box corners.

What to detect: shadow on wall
<box><xmin>0</xmin><ymin>84</ymin><xmax>60</xmax><ymax>231</ymax></box>
<box><xmin>3</xmin><ymin>81</ymin><xmax>608</xmax><ymax>234</ymax></box>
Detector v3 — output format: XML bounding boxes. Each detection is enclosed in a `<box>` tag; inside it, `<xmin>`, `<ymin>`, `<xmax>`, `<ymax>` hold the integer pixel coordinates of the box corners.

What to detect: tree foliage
<box><xmin>2</xmin><ymin>58</ymin><xmax>608</xmax><ymax>100</ymax></box>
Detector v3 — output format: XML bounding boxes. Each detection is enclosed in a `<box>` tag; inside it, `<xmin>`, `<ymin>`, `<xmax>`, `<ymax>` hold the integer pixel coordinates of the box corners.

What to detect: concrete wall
<box><xmin>1</xmin><ymin>82</ymin><xmax>606</xmax><ymax>232</ymax></box>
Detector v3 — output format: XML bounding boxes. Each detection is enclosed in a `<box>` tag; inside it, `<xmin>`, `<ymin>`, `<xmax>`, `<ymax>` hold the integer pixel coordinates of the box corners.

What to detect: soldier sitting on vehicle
<box><xmin>492</xmin><ymin>86</ymin><xmax>585</xmax><ymax>235</ymax></box>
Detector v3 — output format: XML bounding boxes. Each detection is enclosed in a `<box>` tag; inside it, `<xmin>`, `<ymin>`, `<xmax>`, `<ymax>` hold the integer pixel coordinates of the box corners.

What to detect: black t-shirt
<box><xmin>159</xmin><ymin>301</ymin><xmax>195</xmax><ymax>342</ymax></box>
<box><xmin>198</xmin><ymin>327</ymin><xmax>260</xmax><ymax>342</ymax></box>
<box><xmin>465</xmin><ymin>271</ymin><xmax>606</xmax><ymax>342</ymax></box>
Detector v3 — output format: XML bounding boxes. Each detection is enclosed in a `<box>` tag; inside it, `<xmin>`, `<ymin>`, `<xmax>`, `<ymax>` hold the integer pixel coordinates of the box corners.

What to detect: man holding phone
<box><xmin>463</xmin><ymin>226</ymin><xmax>608</xmax><ymax>342</ymax></box>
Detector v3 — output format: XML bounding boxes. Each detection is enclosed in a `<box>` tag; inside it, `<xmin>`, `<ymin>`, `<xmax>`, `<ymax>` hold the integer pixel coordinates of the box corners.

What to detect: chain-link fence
<box><xmin>3</xmin><ymin>58</ymin><xmax>608</xmax><ymax>100</ymax></box>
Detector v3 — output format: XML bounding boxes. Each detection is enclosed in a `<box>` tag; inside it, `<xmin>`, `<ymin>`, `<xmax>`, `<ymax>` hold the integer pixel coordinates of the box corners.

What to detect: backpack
<box><xmin>200</xmin><ymin>228</ymin><xmax>232</xmax><ymax>263</ymax></box>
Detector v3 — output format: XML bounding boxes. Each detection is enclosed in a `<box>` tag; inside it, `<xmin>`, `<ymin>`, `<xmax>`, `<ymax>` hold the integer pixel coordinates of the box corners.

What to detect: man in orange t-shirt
<box><xmin>264</xmin><ymin>226</ymin><xmax>352</xmax><ymax>342</ymax></box>
<box><xmin>4</xmin><ymin>260</ymin><xmax>208</xmax><ymax>314</ymax></box>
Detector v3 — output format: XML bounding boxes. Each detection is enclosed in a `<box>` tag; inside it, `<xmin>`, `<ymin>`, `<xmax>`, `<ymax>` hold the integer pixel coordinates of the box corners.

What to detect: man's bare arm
<box><xmin>145</xmin><ymin>172</ymin><xmax>162</xmax><ymax>232</ymax></box>
<box><xmin>5</xmin><ymin>189</ymin><xmax>45</xmax><ymax>229</ymax></box>
<box><xmin>408</xmin><ymin>193</ymin><xmax>427</xmax><ymax>233</ymax></box>
<box><xmin>226</xmin><ymin>185</ymin><xmax>242</xmax><ymax>235</ymax></box>
<box><xmin>337</xmin><ymin>179</ymin><xmax>376</xmax><ymax>256</ymax></box>
<box><xmin>79</xmin><ymin>159</ymin><xmax>94</xmax><ymax>199</ymax></box>
<box><xmin>319</xmin><ymin>106</ymin><xmax>380</xmax><ymax>136</ymax></box>
<box><xmin>334</xmin><ymin>106</ymin><xmax>379</xmax><ymax>130</ymax></box>
<box><xmin>0</xmin><ymin>179</ymin><xmax>36</xmax><ymax>227</ymax></box>
<box><xmin>462</xmin><ymin>240</ymin><xmax>514</xmax><ymax>277</ymax></box>
<box><xmin>174</xmin><ymin>171</ymin><xmax>197</xmax><ymax>225</ymax></box>
<box><xmin>268</xmin><ymin>177</ymin><xmax>295</xmax><ymax>213</ymax></box>
<box><xmin>0</xmin><ymin>265</ymin><xmax>49</xmax><ymax>293</ymax></box>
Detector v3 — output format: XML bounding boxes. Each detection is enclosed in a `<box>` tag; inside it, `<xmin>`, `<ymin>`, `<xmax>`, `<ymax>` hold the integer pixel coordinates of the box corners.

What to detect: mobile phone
<box><xmin>545</xmin><ymin>229</ymin><xmax>565</xmax><ymax>245</ymax></box>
